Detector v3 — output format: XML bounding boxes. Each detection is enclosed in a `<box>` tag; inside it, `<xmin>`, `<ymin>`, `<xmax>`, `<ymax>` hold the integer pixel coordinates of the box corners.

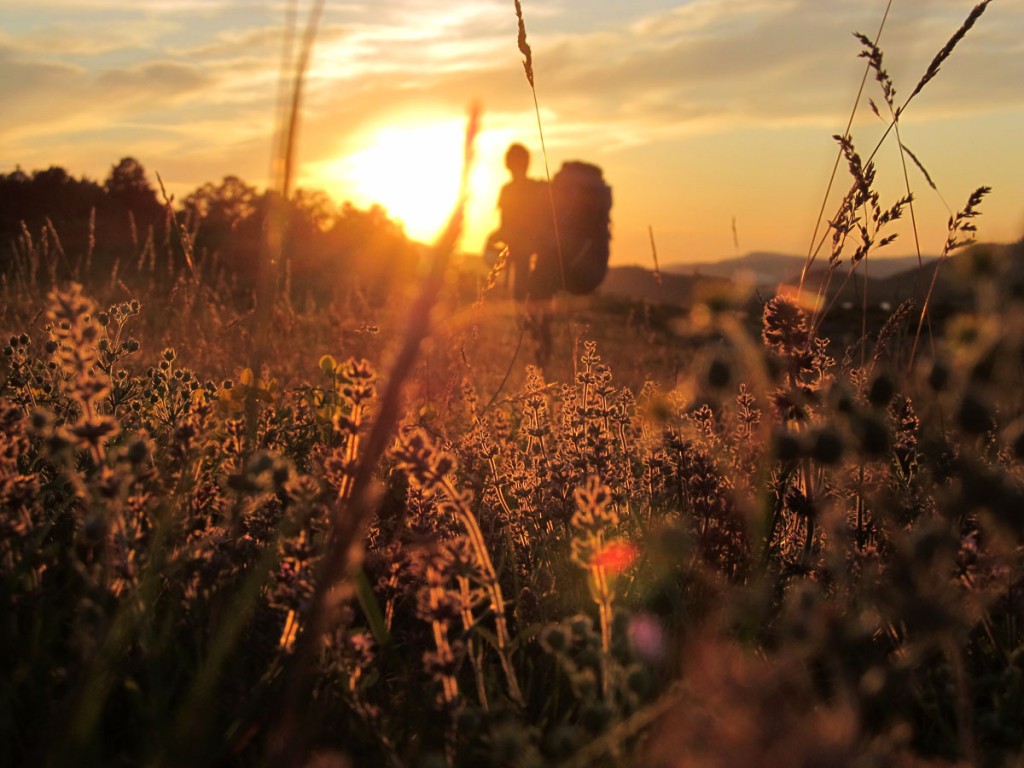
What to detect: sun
<box><xmin>310</xmin><ymin>117</ymin><xmax>514</xmax><ymax>249</ymax></box>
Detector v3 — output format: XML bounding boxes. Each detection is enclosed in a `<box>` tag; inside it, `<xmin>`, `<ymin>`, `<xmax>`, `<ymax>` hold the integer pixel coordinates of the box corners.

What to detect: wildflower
<box><xmin>628</xmin><ymin>613</ymin><xmax>667</xmax><ymax>664</ymax></box>
<box><xmin>591</xmin><ymin>539</ymin><xmax>638</xmax><ymax>574</ymax></box>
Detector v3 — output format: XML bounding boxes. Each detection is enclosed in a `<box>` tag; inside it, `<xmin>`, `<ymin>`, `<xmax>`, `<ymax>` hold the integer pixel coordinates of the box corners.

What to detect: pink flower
<box><xmin>628</xmin><ymin>613</ymin><xmax>667</xmax><ymax>663</ymax></box>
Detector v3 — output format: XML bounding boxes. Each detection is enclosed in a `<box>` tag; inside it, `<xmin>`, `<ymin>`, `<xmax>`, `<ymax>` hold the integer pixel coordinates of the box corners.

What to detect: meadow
<box><xmin>3</xmin><ymin>1</ymin><xmax>1024</xmax><ymax>766</ymax></box>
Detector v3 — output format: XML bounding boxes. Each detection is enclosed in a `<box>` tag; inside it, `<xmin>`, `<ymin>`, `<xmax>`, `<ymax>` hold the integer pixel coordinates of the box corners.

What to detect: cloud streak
<box><xmin>3</xmin><ymin>0</ymin><xmax>1021</xmax><ymax>259</ymax></box>
<box><xmin>7</xmin><ymin>1</ymin><xmax>1020</xmax><ymax>153</ymax></box>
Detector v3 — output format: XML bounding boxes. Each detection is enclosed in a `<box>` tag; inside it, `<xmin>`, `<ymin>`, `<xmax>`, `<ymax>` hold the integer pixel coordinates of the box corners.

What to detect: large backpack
<box><xmin>551</xmin><ymin>161</ymin><xmax>612</xmax><ymax>295</ymax></box>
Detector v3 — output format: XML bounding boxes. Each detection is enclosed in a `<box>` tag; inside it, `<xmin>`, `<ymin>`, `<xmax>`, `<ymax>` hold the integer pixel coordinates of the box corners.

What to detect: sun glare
<box><xmin>312</xmin><ymin>118</ymin><xmax>513</xmax><ymax>249</ymax></box>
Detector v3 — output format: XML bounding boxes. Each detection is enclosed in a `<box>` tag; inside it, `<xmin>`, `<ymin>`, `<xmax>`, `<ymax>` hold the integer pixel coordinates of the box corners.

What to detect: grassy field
<box><xmin>3</xmin><ymin>2</ymin><xmax>1023</xmax><ymax>766</ymax></box>
<box><xmin>3</xmin><ymin>230</ymin><xmax>1024</xmax><ymax>767</ymax></box>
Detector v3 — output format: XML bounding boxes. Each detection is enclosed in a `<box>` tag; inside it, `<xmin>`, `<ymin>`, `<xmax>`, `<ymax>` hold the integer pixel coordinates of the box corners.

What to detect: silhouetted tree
<box><xmin>291</xmin><ymin>188</ymin><xmax>335</xmax><ymax>233</ymax></box>
<box><xmin>0</xmin><ymin>159</ymin><xmax>419</xmax><ymax>301</ymax></box>
<box><xmin>0</xmin><ymin>166</ymin><xmax>106</xmax><ymax>280</ymax></box>
<box><xmin>183</xmin><ymin>176</ymin><xmax>266</xmax><ymax>283</ymax></box>
<box><xmin>103</xmin><ymin>157</ymin><xmax>162</xmax><ymax>225</ymax></box>
<box><xmin>319</xmin><ymin>202</ymin><xmax>420</xmax><ymax>305</ymax></box>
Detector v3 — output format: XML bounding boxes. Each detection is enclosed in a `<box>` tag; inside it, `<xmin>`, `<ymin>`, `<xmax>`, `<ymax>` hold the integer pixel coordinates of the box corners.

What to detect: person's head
<box><xmin>505</xmin><ymin>143</ymin><xmax>530</xmax><ymax>179</ymax></box>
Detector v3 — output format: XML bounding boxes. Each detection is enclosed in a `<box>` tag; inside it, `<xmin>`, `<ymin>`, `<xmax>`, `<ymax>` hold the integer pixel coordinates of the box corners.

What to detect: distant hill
<box><xmin>601</xmin><ymin>242</ymin><xmax>1023</xmax><ymax>310</ymax></box>
<box><xmin>876</xmin><ymin>240</ymin><xmax>1024</xmax><ymax>306</ymax></box>
<box><xmin>795</xmin><ymin>241</ymin><xmax>1024</xmax><ymax>310</ymax></box>
<box><xmin>598</xmin><ymin>265</ymin><xmax>732</xmax><ymax>305</ymax></box>
<box><xmin>662</xmin><ymin>251</ymin><xmax>938</xmax><ymax>291</ymax></box>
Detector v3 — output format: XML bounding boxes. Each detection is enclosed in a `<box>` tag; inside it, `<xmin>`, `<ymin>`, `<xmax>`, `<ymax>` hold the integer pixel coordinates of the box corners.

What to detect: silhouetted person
<box><xmin>487</xmin><ymin>143</ymin><xmax>557</xmax><ymax>362</ymax></box>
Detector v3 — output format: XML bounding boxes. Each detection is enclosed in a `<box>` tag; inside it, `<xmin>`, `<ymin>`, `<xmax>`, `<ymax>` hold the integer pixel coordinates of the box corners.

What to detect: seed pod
<box><xmin>580</xmin><ymin>702</ymin><xmax>613</xmax><ymax>733</ymax></box>
<box><xmin>625</xmin><ymin>664</ymin><xmax>651</xmax><ymax>695</ymax></box>
<box><xmin>834</xmin><ymin>389</ymin><xmax>856</xmax><ymax>414</ymax></box>
<box><xmin>541</xmin><ymin>625</ymin><xmax>568</xmax><ymax>653</ymax></box>
<box><xmin>867</xmin><ymin>374</ymin><xmax>895</xmax><ymax>407</ymax></box>
<box><xmin>856</xmin><ymin>414</ymin><xmax>890</xmax><ymax>457</ymax></box>
<box><xmin>786</xmin><ymin>487</ymin><xmax>816</xmax><ymax>519</ymax></box>
<box><xmin>126</xmin><ymin>438</ymin><xmax>149</xmax><ymax>465</ymax></box>
<box><xmin>956</xmin><ymin>393</ymin><xmax>992</xmax><ymax>435</ymax></box>
<box><xmin>928</xmin><ymin>363</ymin><xmax>950</xmax><ymax>392</ymax></box>
<box><xmin>706</xmin><ymin>356</ymin><xmax>732</xmax><ymax>389</ymax></box>
<box><xmin>811</xmin><ymin>428</ymin><xmax>844</xmax><ymax>465</ymax></box>
<box><xmin>1012</xmin><ymin>428</ymin><xmax>1024</xmax><ymax>460</ymax></box>
<box><xmin>773</xmin><ymin>430</ymin><xmax>802</xmax><ymax>462</ymax></box>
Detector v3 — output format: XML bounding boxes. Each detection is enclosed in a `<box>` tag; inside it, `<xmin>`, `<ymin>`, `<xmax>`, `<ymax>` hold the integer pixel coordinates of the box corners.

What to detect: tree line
<box><xmin>0</xmin><ymin>157</ymin><xmax>419</xmax><ymax>304</ymax></box>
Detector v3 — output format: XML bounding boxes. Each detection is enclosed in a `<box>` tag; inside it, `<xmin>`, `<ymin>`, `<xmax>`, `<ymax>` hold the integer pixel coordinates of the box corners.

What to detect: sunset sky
<box><xmin>3</xmin><ymin>0</ymin><xmax>1022</xmax><ymax>266</ymax></box>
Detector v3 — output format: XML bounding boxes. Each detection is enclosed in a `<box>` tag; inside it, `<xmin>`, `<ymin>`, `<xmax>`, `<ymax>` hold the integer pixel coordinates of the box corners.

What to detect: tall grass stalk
<box><xmin>857</xmin><ymin>0</ymin><xmax>991</xmax><ymax>206</ymax></box>
<box><xmin>269</xmin><ymin>106</ymin><xmax>481</xmax><ymax>765</ymax></box>
<box><xmin>439</xmin><ymin>473</ymin><xmax>524</xmax><ymax>705</ymax></box>
<box><xmin>799</xmin><ymin>0</ymin><xmax>893</xmax><ymax>294</ymax></box>
<box><xmin>561</xmin><ymin>682</ymin><xmax>685</xmax><ymax>768</ymax></box>
<box><xmin>858</xmin><ymin>30</ymin><xmax>934</xmax><ymax>358</ymax></box>
<box><xmin>156</xmin><ymin>172</ymin><xmax>195</xmax><ymax>276</ymax></box>
<box><xmin>802</xmin><ymin>0</ymin><xmax>992</xmax><ymax>348</ymax></box>
<box><xmin>648</xmin><ymin>225</ymin><xmax>663</xmax><ymax>285</ymax></box>
<box><xmin>909</xmin><ymin>186</ymin><xmax>991</xmax><ymax>367</ymax></box>
<box><xmin>513</xmin><ymin>0</ymin><xmax>567</xmax><ymax>293</ymax></box>
<box><xmin>251</xmin><ymin>0</ymin><xmax>326</xmax><ymax>437</ymax></box>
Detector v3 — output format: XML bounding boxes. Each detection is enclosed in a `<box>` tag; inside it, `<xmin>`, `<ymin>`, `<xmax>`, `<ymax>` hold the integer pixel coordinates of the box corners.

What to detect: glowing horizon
<box><xmin>303</xmin><ymin>116</ymin><xmax>515</xmax><ymax>250</ymax></box>
<box><xmin>3</xmin><ymin>0</ymin><xmax>1022</xmax><ymax>265</ymax></box>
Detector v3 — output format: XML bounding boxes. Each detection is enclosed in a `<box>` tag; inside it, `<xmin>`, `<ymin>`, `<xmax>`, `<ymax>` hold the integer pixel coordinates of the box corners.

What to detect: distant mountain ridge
<box><xmin>598</xmin><ymin>265</ymin><xmax>730</xmax><ymax>305</ymax></box>
<box><xmin>601</xmin><ymin>243</ymin><xmax>1022</xmax><ymax>308</ymax></box>
<box><xmin>660</xmin><ymin>251</ymin><xmax>939</xmax><ymax>289</ymax></box>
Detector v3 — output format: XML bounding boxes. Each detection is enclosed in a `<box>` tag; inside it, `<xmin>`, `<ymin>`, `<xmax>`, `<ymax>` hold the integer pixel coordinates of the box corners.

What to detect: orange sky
<box><xmin>2</xmin><ymin>0</ymin><xmax>1022</xmax><ymax>265</ymax></box>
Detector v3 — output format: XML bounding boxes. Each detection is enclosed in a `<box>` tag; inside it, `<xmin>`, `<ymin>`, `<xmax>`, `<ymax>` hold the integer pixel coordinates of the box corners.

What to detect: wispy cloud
<box><xmin>8</xmin><ymin>0</ymin><xmax>254</xmax><ymax>11</ymax></box>
<box><xmin>0</xmin><ymin>20</ymin><xmax>181</xmax><ymax>57</ymax></box>
<box><xmin>8</xmin><ymin>0</ymin><xmax>1020</xmax><ymax>157</ymax></box>
<box><xmin>290</xmin><ymin>0</ymin><xmax>1024</xmax><ymax>162</ymax></box>
<box><xmin>3</xmin><ymin>0</ymin><xmax>1021</xmax><ymax>257</ymax></box>
<box><xmin>95</xmin><ymin>61</ymin><xmax>210</xmax><ymax>94</ymax></box>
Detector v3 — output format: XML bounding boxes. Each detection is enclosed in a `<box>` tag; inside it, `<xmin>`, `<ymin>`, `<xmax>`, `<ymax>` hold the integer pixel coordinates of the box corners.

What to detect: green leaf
<box><xmin>354</xmin><ymin>569</ymin><xmax>390</xmax><ymax>647</ymax></box>
<box><xmin>473</xmin><ymin>625</ymin><xmax>501</xmax><ymax>652</ymax></box>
